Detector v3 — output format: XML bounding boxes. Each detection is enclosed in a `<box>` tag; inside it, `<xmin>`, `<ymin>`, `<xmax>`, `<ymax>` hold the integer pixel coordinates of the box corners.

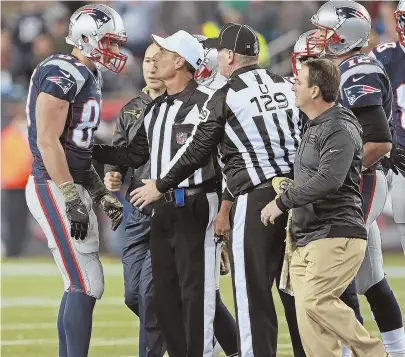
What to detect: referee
<box><xmin>134</xmin><ymin>23</ymin><xmax>306</xmax><ymax>357</ymax></box>
<box><xmin>93</xmin><ymin>30</ymin><xmax>222</xmax><ymax>357</ymax></box>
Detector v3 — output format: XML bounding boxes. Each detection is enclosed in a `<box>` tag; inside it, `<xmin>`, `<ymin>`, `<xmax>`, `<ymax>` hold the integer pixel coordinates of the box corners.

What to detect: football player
<box><xmin>25</xmin><ymin>4</ymin><xmax>126</xmax><ymax>357</ymax></box>
<box><xmin>370</xmin><ymin>0</ymin><xmax>405</xmax><ymax>257</ymax></box>
<box><xmin>289</xmin><ymin>30</ymin><xmax>324</xmax><ymax>129</ymax></box>
<box><xmin>308</xmin><ymin>1</ymin><xmax>405</xmax><ymax>356</ymax></box>
<box><xmin>291</xmin><ymin>30</ymin><xmax>322</xmax><ymax>78</ymax></box>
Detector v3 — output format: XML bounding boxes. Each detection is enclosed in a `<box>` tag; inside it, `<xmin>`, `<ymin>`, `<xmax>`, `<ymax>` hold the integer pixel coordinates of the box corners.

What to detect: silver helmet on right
<box><xmin>395</xmin><ymin>0</ymin><xmax>405</xmax><ymax>47</ymax></box>
<box><xmin>193</xmin><ymin>34</ymin><xmax>226</xmax><ymax>89</ymax></box>
<box><xmin>309</xmin><ymin>0</ymin><xmax>371</xmax><ymax>56</ymax></box>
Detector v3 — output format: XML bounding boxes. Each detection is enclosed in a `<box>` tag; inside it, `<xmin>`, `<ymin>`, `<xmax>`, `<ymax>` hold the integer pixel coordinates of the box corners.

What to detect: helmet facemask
<box><xmin>89</xmin><ymin>33</ymin><xmax>128</xmax><ymax>73</ymax></box>
<box><xmin>193</xmin><ymin>38</ymin><xmax>219</xmax><ymax>88</ymax></box>
<box><xmin>306</xmin><ymin>25</ymin><xmax>342</xmax><ymax>57</ymax></box>
<box><xmin>395</xmin><ymin>10</ymin><xmax>405</xmax><ymax>47</ymax></box>
<box><xmin>194</xmin><ymin>62</ymin><xmax>213</xmax><ymax>83</ymax></box>
<box><xmin>291</xmin><ymin>30</ymin><xmax>323</xmax><ymax>76</ymax></box>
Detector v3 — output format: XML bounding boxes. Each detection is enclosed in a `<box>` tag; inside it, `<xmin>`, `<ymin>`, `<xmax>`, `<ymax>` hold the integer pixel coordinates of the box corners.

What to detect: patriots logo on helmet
<box><xmin>80</xmin><ymin>7</ymin><xmax>111</xmax><ymax>29</ymax></box>
<box><xmin>344</xmin><ymin>84</ymin><xmax>381</xmax><ymax>105</ymax></box>
<box><xmin>46</xmin><ymin>76</ymin><xmax>75</xmax><ymax>94</ymax></box>
<box><xmin>335</xmin><ymin>6</ymin><xmax>367</xmax><ymax>22</ymax></box>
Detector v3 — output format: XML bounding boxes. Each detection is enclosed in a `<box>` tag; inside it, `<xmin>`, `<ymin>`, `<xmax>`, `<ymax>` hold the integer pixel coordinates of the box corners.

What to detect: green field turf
<box><xmin>1</xmin><ymin>253</ymin><xmax>404</xmax><ymax>357</ymax></box>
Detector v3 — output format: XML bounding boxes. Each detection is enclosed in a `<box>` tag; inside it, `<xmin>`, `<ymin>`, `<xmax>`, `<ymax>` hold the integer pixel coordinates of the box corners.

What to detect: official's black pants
<box><xmin>229</xmin><ymin>185</ymin><xmax>305</xmax><ymax>357</ymax></box>
<box><xmin>150</xmin><ymin>191</ymin><xmax>219</xmax><ymax>357</ymax></box>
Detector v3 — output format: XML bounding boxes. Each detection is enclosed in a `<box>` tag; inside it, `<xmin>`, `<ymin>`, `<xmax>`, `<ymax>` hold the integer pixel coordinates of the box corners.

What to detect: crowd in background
<box><xmin>0</xmin><ymin>0</ymin><xmax>401</xmax><ymax>258</ymax></box>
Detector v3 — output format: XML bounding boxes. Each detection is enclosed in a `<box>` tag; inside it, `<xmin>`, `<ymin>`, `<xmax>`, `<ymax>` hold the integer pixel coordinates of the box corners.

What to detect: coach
<box><xmin>103</xmin><ymin>42</ymin><xmax>166</xmax><ymax>357</ymax></box>
<box><xmin>93</xmin><ymin>30</ymin><xmax>221</xmax><ymax>357</ymax></box>
<box><xmin>261</xmin><ymin>59</ymin><xmax>386</xmax><ymax>357</ymax></box>
<box><xmin>133</xmin><ymin>23</ymin><xmax>306</xmax><ymax>357</ymax></box>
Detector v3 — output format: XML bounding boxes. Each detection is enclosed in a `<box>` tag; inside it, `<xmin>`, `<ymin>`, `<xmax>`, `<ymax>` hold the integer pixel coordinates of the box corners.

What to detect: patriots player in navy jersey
<box><xmin>25</xmin><ymin>4</ymin><xmax>127</xmax><ymax>357</ymax></box>
<box><xmin>309</xmin><ymin>1</ymin><xmax>405</xmax><ymax>356</ymax></box>
<box><xmin>370</xmin><ymin>0</ymin><xmax>405</xmax><ymax>257</ymax></box>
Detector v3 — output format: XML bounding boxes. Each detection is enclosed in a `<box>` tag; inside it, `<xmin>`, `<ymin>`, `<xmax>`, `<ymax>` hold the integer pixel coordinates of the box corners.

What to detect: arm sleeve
<box><xmin>37</xmin><ymin>64</ymin><xmax>79</xmax><ymax>102</ymax></box>
<box><xmin>277</xmin><ymin>124</ymin><xmax>358</xmax><ymax>210</ymax></box>
<box><xmin>222</xmin><ymin>185</ymin><xmax>235</xmax><ymax>202</ymax></box>
<box><xmin>104</xmin><ymin>109</ymin><xmax>129</xmax><ymax>177</ymax></box>
<box><xmin>92</xmin><ymin>121</ymin><xmax>150</xmax><ymax>169</ymax></box>
<box><xmin>83</xmin><ymin>165</ymin><xmax>109</xmax><ymax>204</ymax></box>
<box><xmin>351</xmin><ymin>105</ymin><xmax>392</xmax><ymax>144</ymax></box>
<box><xmin>155</xmin><ymin>90</ymin><xmax>227</xmax><ymax>193</ymax></box>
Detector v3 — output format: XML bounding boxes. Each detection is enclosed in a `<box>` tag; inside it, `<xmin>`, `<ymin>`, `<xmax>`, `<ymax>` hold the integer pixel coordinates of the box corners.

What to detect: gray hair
<box><xmin>234</xmin><ymin>53</ymin><xmax>259</xmax><ymax>67</ymax></box>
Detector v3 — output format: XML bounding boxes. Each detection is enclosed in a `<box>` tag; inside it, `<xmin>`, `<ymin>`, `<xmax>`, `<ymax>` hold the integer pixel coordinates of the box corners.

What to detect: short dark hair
<box><xmin>303</xmin><ymin>58</ymin><xmax>341</xmax><ymax>103</ymax></box>
<box><xmin>185</xmin><ymin>61</ymin><xmax>195</xmax><ymax>76</ymax></box>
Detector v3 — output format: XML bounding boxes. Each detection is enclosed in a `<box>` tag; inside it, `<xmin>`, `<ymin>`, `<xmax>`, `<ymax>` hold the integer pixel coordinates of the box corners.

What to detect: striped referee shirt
<box><xmin>156</xmin><ymin>65</ymin><xmax>302</xmax><ymax>197</ymax></box>
<box><xmin>143</xmin><ymin>80</ymin><xmax>221</xmax><ymax>188</ymax></box>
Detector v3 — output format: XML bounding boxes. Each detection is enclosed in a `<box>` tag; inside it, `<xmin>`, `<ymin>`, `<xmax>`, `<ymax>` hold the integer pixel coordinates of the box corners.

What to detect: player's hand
<box><xmin>65</xmin><ymin>198</ymin><xmax>90</xmax><ymax>240</ymax></box>
<box><xmin>59</xmin><ymin>181</ymin><xmax>89</xmax><ymax>240</ymax></box>
<box><xmin>99</xmin><ymin>194</ymin><xmax>123</xmax><ymax>231</ymax></box>
<box><xmin>104</xmin><ymin>171</ymin><xmax>122</xmax><ymax>192</ymax></box>
<box><xmin>58</xmin><ymin>183</ymin><xmax>89</xmax><ymax>240</ymax></box>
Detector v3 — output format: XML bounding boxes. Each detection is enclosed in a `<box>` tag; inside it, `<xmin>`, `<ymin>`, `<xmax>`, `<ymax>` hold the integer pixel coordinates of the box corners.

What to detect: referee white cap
<box><xmin>151</xmin><ymin>30</ymin><xmax>204</xmax><ymax>69</ymax></box>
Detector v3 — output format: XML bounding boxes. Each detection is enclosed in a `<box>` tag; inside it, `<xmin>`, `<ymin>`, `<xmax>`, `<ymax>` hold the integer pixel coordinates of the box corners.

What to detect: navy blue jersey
<box><xmin>26</xmin><ymin>54</ymin><xmax>102</xmax><ymax>184</ymax></box>
<box><xmin>337</xmin><ymin>53</ymin><xmax>393</xmax><ymax>127</ymax></box>
<box><xmin>371</xmin><ymin>41</ymin><xmax>405</xmax><ymax>147</ymax></box>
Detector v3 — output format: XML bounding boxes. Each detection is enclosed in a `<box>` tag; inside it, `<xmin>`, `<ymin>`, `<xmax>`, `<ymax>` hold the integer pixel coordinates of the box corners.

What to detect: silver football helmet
<box><xmin>309</xmin><ymin>0</ymin><xmax>371</xmax><ymax>56</ymax></box>
<box><xmin>193</xmin><ymin>35</ymin><xmax>223</xmax><ymax>89</ymax></box>
<box><xmin>395</xmin><ymin>1</ymin><xmax>405</xmax><ymax>47</ymax></box>
<box><xmin>291</xmin><ymin>30</ymin><xmax>322</xmax><ymax>76</ymax></box>
<box><xmin>66</xmin><ymin>4</ymin><xmax>128</xmax><ymax>73</ymax></box>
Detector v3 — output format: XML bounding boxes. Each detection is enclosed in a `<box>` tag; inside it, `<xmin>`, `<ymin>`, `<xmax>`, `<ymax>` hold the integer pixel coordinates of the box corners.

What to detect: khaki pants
<box><xmin>290</xmin><ymin>238</ymin><xmax>385</xmax><ymax>357</ymax></box>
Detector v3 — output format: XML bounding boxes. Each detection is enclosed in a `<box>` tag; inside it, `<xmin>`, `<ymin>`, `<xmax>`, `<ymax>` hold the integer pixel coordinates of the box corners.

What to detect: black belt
<box><xmin>254</xmin><ymin>179</ymin><xmax>273</xmax><ymax>190</ymax></box>
<box><xmin>250</xmin><ymin>172</ymin><xmax>294</xmax><ymax>192</ymax></box>
<box><xmin>160</xmin><ymin>181</ymin><xmax>219</xmax><ymax>203</ymax></box>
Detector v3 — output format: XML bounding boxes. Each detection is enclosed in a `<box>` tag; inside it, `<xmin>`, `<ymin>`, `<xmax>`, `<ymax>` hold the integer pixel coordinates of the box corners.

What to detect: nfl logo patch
<box><xmin>176</xmin><ymin>132</ymin><xmax>188</xmax><ymax>145</ymax></box>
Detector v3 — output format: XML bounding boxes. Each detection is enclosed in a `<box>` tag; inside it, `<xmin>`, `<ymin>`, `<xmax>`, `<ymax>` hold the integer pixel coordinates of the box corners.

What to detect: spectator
<box><xmin>44</xmin><ymin>3</ymin><xmax>71</xmax><ymax>54</ymax></box>
<box><xmin>11</xmin><ymin>2</ymin><xmax>47</xmax><ymax>56</ymax></box>
<box><xmin>113</xmin><ymin>1</ymin><xmax>161</xmax><ymax>57</ymax></box>
<box><xmin>1</xmin><ymin>103</ymin><xmax>33</xmax><ymax>257</ymax></box>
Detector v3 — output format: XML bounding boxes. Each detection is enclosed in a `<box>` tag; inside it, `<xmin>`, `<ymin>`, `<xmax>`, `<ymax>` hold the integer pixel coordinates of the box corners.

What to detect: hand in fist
<box><xmin>104</xmin><ymin>171</ymin><xmax>122</xmax><ymax>192</ymax></box>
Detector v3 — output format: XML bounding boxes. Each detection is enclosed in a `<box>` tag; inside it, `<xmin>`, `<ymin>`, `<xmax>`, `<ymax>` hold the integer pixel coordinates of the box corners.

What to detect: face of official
<box><xmin>143</xmin><ymin>43</ymin><xmax>164</xmax><ymax>90</ymax></box>
<box><xmin>217</xmin><ymin>48</ymin><xmax>235</xmax><ymax>78</ymax></box>
<box><xmin>152</xmin><ymin>46</ymin><xmax>185</xmax><ymax>80</ymax></box>
<box><xmin>292</xmin><ymin>65</ymin><xmax>317</xmax><ymax>110</ymax></box>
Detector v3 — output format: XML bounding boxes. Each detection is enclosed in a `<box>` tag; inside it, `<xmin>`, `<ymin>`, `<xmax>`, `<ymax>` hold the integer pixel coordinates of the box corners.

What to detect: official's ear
<box><xmin>174</xmin><ymin>56</ymin><xmax>186</xmax><ymax>70</ymax></box>
<box><xmin>227</xmin><ymin>50</ymin><xmax>235</xmax><ymax>65</ymax></box>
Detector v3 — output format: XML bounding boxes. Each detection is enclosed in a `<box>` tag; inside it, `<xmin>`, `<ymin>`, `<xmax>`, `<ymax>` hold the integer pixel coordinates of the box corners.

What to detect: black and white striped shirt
<box><xmin>144</xmin><ymin>80</ymin><xmax>220</xmax><ymax>188</ymax></box>
<box><xmin>156</xmin><ymin>65</ymin><xmax>301</xmax><ymax>197</ymax></box>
